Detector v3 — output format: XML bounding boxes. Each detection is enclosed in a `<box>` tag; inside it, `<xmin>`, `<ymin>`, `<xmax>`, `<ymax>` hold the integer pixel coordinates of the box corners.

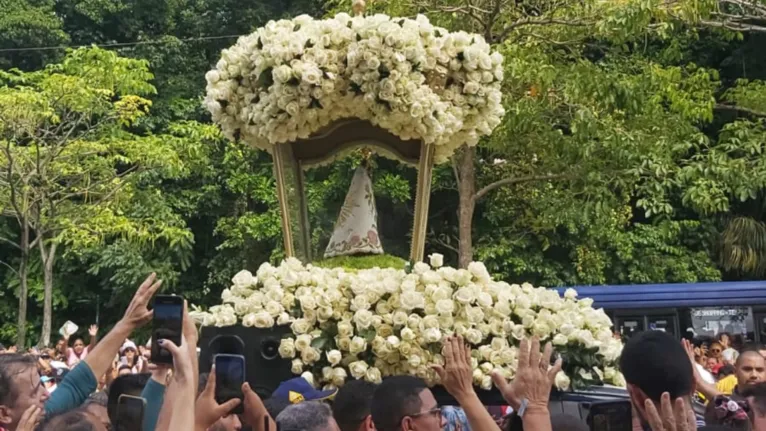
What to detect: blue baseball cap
<box><xmin>271</xmin><ymin>377</ymin><xmax>337</xmax><ymax>404</ymax></box>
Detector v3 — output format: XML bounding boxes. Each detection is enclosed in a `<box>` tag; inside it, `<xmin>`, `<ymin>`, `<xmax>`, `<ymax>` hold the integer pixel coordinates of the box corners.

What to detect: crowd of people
<box><xmin>2</xmin><ymin>274</ymin><xmax>766</xmax><ymax>431</ymax></box>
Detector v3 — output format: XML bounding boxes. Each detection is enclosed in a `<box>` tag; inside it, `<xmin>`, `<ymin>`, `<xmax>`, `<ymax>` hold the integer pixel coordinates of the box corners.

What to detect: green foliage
<box><xmin>313</xmin><ymin>254</ymin><xmax>408</xmax><ymax>270</ymax></box>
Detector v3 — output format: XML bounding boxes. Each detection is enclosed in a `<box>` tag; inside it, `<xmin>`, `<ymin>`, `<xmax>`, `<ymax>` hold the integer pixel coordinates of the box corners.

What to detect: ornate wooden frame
<box><xmin>271</xmin><ymin>119</ymin><xmax>435</xmax><ymax>263</ymax></box>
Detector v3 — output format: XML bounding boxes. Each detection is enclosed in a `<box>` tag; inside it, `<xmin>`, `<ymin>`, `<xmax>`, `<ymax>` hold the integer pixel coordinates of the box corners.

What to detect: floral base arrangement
<box><xmin>191</xmin><ymin>255</ymin><xmax>625</xmax><ymax>392</ymax></box>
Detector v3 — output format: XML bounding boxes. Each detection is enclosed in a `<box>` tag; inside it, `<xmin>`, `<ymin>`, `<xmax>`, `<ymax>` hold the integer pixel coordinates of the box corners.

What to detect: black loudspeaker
<box><xmin>199</xmin><ymin>325</ymin><xmax>294</xmax><ymax>399</ymax></box>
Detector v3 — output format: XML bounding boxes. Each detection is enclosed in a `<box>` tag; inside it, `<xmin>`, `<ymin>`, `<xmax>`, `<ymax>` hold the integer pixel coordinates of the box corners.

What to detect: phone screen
<box><xmin>215</xmin><ymin>354</ymin><xmax>245</xmax><ymax>413</ymax></box>
<box><xmin>151</xmin><ymin>295</ymin><xmax>183</xmax><ymax>364</ymax></box>
<box><xmin>116</xmin><ymin>394</ymin><xmax>146</xmax><ymax>431</ymax></box>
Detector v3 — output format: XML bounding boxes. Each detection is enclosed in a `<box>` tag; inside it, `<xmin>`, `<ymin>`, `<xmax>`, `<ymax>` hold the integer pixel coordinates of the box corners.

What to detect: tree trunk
<box><xmin>456</xmin><ymin>146</ymin><xmax>477</xmax><ymax>268</ymax></box>
<box><xmin>16</xmin><ymin>220</ymin><xmax>30</xmax><ymax>348</ymax></box>
<box><xmin>38</xmin><ymin>240</ymin><xmax>57</xmax><ymax>347</ymax></box>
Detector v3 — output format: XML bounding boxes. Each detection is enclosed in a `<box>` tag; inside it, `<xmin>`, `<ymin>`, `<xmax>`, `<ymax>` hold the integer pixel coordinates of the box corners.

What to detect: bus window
<box><xmin>617</xmin><ymin>316</ymin><xmax>644</xmax><ymax>338</ymax></box>
<box><xmin>690</xmin><ymin>307</ymin><xmax>754</xmax><ymax>343</ymax></box>
<box><xmin>648</xmin><ymin>316</ymin><xmax>677</xmax><ymax>337</ymax></box>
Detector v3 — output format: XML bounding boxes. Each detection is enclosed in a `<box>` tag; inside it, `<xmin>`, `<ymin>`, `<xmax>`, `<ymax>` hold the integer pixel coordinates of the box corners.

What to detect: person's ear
<box><xmin>361</xmin><ymin>414</ymin><xmax>376</xmax><ymax>431</ymax></box>
<box><xmin>401</xmin><ymin>416</ymin><xmax>413</xmax><ymax>431</ymax></box>
<box><xmin>0</xmin><ymin>405</ymin><xmax>12</xmax><ymax>425</ymax></box>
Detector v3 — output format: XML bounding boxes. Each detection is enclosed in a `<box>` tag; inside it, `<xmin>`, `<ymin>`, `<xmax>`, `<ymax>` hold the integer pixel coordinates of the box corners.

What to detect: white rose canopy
<box><xmin>203</xmin><ymin>13</ymin><xmax>505</xmax><ymax>164</ymax></box>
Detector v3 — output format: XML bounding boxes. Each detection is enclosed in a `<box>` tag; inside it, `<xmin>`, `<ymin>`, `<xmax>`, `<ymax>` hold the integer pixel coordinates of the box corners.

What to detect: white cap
<box><xmin>120</xmin><ymin>340</ymin><xmax>137</xmax><ymax>354</ymax></box>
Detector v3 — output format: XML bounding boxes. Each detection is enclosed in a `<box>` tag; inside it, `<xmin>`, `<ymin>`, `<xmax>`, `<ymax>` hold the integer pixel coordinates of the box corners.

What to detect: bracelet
<box><xmin>517</xmin><ymin>399</ymin><xmax>529</xmax><ymax>418</ymax></box>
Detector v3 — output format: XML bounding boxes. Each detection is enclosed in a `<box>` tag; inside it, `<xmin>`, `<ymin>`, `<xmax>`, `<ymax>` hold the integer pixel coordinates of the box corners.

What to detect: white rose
<box><xmin>279</xmin><ymin>338</ymin><xmax>296</xmax><ymax>358</ymax></box>
<box><xmin>429</xmin><ymin>253</ymin><xmax>444</xmax><ymax>268</ymax></box>
<box><xmin>322</xmin><ymin>366</ymin><xmax>334</xmax><ymax>382</ymax></box>
<box><xmin>435</xmin><ymin>299</ymin><xmax>455</xmax><ymax>315</ymax></box>
<box><xmin>423</xmin><ymin>328</ymin><xmax>442</xmax><ymax>343</ymax></box>
<box><xmin>467</xmin><ymin>261</ymin><xmax>490</xmax><ymax>281</ymax></box>
<box><xmin>612</xmin><ymin>372</ymin><xmax>626</xmax><ymax>387</ymax></box>
<box><xmin>232</xmin><ymin>270</ymin><xmax>257</xmax><ymax>288</ymax></box>
<box><xmin>400</xmin><ymin>327</ymin><xmax>416</xmax><ymax>342</ymax></box>
<box><xmin>407</xmin><ymin>355</ymin><xmax>422</xmax><ymax>368</ymax></box>
<box><xmin>365</xmin><ymin>367</ymin><xmax>383</xmax><ymax>384</ymax></box>
<box><xmin>274</xmin><ymin>65</ymin><xmax>293</xmax><ymax>83</ymax></box>
<box><xmin>454</xmin><ymin>287</ymin><xmax>476</xmax><ymax>304</ymax></box>
<box><xmin>465</xmin><ymin>328</ymin><xmax>483</xmax><ymax>345</ymax></box>
<box><xmin>400</xmin><ymin>291</ymin><xmax>425</xmax><ymax>310</ymax></box>
<box><xmin>349</xmin><ymin>336</ymin><xmax>368</xmax><ymax>354</ymax></box>
<box><xmin>301</xmin><ymin>371</ymin><xmax>316</xmax><ymax>388</ymax></box>
<box><xmin>291</xmin><ymin>318</ymin><xmax>312</xmax><ymax>335</ymax></box>
<box><xmin>337</xmin><ymin>337</ymin><xmax>351</xmax><ymax>351</ymax></box>
<box><xmin>302</xmin><ymin>347</ymin><xmax>321</xmax><ymax>364</ymax></box>
<box><xmin>337</xmin><ymin>321</ymin><xmax>354</xmax><ymax>338</ymax></box>
<box><xmin>349</xmin><ymin>360</ymin><xmax>370</xmax><ymax>379</ymax></box>
<box><xmin>392</xmin><ymin>311</ymin><xmax>408</xmax><ymax>326</ymax></box>
<box><xmin>354</xmin><ymin>310</ymin><xmax>375</xmax><ymax>329</ymax></box>
<box><xmin>294</xmin><ymin>334</ymin><xmax>312</xmax><ymax>352</ymax></box>
<box><xmin>552</xmin><ymin>334</ymin><xmax>568</xmax><ymax>346</ymax></box>
<box><xmin>326</xmin><ymin>349</ymin><xmax>342</xmax><ymax>366</ymax></box>
<box><xmin>331</xmin><ymin>367</ymin><xmax>347</xmax><ymax>386</ymax></box>
<box><xmin>554</xmin><ymin>371</ymin><xmax>571</xmax><ymax>390</ymax></box>
<box><xmin>300</xmin><ymin>295</ymin><xmax>317</xmax><ymax>311</ymax></box>
<box><xmin>564</xmin><ymin>288</ymin><xmax>578</xmax><ymax>300</ymax></box>
<box><xmin>291</xmin><ymin>359</ymin><xmax>304</xmax><ymax>375</ymax></box>
<box><xmin>253</xmin><ymin>311</ymin><xmax>275</xmax><ymax>328</ymax></box>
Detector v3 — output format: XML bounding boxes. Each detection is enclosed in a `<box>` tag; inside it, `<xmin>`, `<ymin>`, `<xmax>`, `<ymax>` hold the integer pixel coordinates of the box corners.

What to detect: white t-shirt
<box><xmin>696</xmin><ymin>363</ymin><xmax>716</xmax><ymax>384</ymax></box>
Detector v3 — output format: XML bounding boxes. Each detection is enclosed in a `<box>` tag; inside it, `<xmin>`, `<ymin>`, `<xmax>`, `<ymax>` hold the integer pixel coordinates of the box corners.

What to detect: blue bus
<box><xmin>554</xmin><ymin>281</ymin><xmax>766</xmax><ymax>343</ymax></box>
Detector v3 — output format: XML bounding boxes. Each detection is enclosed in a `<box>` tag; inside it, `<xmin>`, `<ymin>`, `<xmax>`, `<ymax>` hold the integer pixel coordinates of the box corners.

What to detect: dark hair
<box><xmin>264</xmin><ymin>396</ymin><xmax>291</xmax><ymax>418</ymax></box>
<box><xmin>720</xmin><ymin>364</ymin><xmax>736</xmax><ymax>377</ymax></box>
<box><xmin>741</xmin><ymin>382</ymin><xmax>766</xmax><ymax>417</ymax></box>
<box><xmin>0</xmin><ymin>353</ymin><xmax>38</xmax><ymax>407</ymax></box>
<box><xmin>619</xmin><ymin>331</ymin><xmax>694</xmax><ymax>402</ymax></box>
<box><xmin>371</xmin><ymin>376</ymin><xmax>428</xmax><ymax>431</ymax></box>
<box><xmin>107</xmin><ymin>373</ymin><xmax>150</xmax><ymax>426</ymax></box>
<box><xmin>333</xmin><ymin>380</ymin><xmax>378</xmax><ymax>431</ymax></box>
<box><xmin>85</xmin><ymin>391</ymin><xmax>109</xmax><ymax>407</ymax></box>
<box><xmin>70</xmin><ymin>335</ymin><xmax>86</xmax><ymax>347</ymax></box>
<box><xmin>37</xmin><ymin>408</ymin><xmax>99</xmax><ymax>431</ymax></box>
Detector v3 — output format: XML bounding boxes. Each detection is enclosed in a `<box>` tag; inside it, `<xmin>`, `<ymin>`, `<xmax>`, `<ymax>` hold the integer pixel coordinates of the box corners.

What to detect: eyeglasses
<box><xmin>407</xmin><ymin>407</ymin><xmax>442</xmax><ymax>420</ymax></box>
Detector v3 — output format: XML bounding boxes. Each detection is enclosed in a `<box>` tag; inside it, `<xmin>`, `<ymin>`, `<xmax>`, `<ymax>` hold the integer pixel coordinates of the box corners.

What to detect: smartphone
<box><xmin>115</xmin><ymin>394</ymin><xmax>146</xmax><ymax>431</ymax></box>
<box><xmin>151</xmin><ymin>295</ymin><xmax>184</xmax><ymax>364</ymax></box>
<box><xmin>215</xmin><ymin>354</ymin><xmax>246</xmax><ymax>414</ymax></box>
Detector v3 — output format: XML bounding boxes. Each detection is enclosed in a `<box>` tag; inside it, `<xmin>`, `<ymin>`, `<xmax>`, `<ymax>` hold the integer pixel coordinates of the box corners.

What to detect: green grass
<box><xmin>312</xmin><ymin>254</ymin><xmax>408</xmax><ymax>271</ymax></box>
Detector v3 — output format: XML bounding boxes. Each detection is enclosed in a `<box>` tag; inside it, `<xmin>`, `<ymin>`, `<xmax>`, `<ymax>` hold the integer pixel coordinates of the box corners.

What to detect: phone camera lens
<box><xmin>260</xmin><ymin>339</ymin><xmax>279</xmax><ymax>361</ymax></box>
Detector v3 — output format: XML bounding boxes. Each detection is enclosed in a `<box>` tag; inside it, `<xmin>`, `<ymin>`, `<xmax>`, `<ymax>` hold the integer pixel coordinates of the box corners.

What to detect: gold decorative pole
<box><xmin>272</xmin><ymin>147</ymin><xmax>295</xmax><ymax>258</ymax></box>
<box><xmin>410</xmin><ymin>142</ymin><xmax>435</xmax><ymax>262</ymax></box>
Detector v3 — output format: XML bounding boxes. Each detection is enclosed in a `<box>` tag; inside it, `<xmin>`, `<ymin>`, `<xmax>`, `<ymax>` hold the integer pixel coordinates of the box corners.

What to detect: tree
<box><xmin>0</xmin><ymin>0</ymin><xmax>70</xmax><ymax>70</ymax></box>
<box><xmin>0</xmin><ymin>47</ymin><xmax>196</xmax><ymax>346</ymax></box>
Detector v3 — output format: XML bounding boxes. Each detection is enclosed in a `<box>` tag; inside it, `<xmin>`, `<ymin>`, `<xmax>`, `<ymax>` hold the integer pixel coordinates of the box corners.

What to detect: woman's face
<box><xmin>125</xmin><ymin>348</ymin><xmax>136</xmax><ymax>360</ymax></box>
<box><xmin>73</xmin><ymin>338</ymin><xmax>85</xmax><ymax>355</ymax></box>
<box><xmin>711</xmin><ymin>343</ymin><xmax>724</xmax><ymax>358</ymax></box>
<box><xmin>56</xmin><ymin>339</ymin><xmax>66</xmax><ymax>353</ymax></box>
<box><xmin>706</xmin><ymin>357</ymin><xmax>718</xmax><ymax>370</ymax></box>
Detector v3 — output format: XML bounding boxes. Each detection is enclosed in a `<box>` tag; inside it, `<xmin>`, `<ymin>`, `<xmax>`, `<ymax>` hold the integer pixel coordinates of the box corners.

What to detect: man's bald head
<box><xmin>736</xmin><ymin>349</ymin><xmax>766</xmax><ymax>392</ymax></box>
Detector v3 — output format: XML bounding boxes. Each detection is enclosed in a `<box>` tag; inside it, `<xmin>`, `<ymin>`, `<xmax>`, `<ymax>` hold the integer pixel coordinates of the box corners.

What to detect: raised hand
<box><xmin>433</xmin><ymin>335</ymin><xmax>475</xmax><ymax>400</ymax></box>
<box><xmin>121</xmin><ymin>273</ymin><xmax>163</xmax><ymax>329</ymax></box>
<box><xmin>195</xmin><ymin>365</ymin><xmax>242</xmax><ymax>430</ymax></box>
<box><xmin>491</xmin><ymin>337</ymin><xmax>562</xmax><ymax>410</ymax></box>
<box><xmin>643</xmin><ymin>393</ymin><xmax>696</xmax><ymax>431</ymax></box>
<box><xmin>16</xmin><ymin>405</ymin><xmax>43</xmax><ymax>431</ymax></box>
<box><xmin>89</xmin><ymin>325</ymin><xmax>98</xmax><ymax>337</ymax></box>
<box><xmin>242</xmin><ymin>382</ymin><xmax>274</xmax><ymax>431</ymax></box>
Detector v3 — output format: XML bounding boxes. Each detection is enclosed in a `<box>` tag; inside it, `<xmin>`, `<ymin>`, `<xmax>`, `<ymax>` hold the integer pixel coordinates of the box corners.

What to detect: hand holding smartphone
<box><xmin>215</xmin><ymin>354</ymin><xmax>246</xmax><ymax>414</ymax></box>
<box><xmin>151</xmin><ymin>295</ymin><xmax>184</xmax><ymax>365</ymax></box>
